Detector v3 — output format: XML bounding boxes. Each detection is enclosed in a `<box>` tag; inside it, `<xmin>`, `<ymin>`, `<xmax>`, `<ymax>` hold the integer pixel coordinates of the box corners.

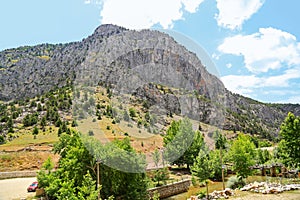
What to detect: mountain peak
<box><xmin>92</xmin><ymin>24</ymin><xmax>128</xmax><ymax>38</ymax></box>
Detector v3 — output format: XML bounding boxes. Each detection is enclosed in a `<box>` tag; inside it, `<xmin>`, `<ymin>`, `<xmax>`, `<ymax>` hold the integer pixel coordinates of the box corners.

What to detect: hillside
<box><xmin>0</xmin><ymin>24</ymin><xmax>299</xmax><ymax>139</ymax></box>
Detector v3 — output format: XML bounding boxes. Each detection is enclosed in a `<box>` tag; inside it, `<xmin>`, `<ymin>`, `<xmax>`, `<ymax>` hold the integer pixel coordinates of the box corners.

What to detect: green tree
<box><xmin>129</xmin><ymin>108</ymin><xmax>137</xmax><ymax>118</ymax></box>
<box><xmin>229</xmin><ymin>134</ymin><xmax>256</xmax><ymax>178</ymax></box>
<box><xmin>32</xmin><ymin>126</ymin><xmax>39</xmax><ymax>135</ymax></box>
<box><xmin>0</xmin><ymin>135</ymin><xmax>5</xmax><ymax>144</ymax></box>
<box><xmin>153</xmin><ymin>167</ymin><xmax>169</xmax><ymax>186</ymax></box>
<box><xmin>6</xmin><ymin>117</ymin><xmax>13</xmax><ymax>128</ymax></box>
<box><xmin>278</xmin><ymin>112</ymin><xmax>300</xmax><ymax>167</ymax></box>
<box><xmin>37</xmin><ymin>103</ymin><xmax>43</xmax><ymax>111</ymax></box>
<box><xmin>40</xmin><ymin>116</ymin><xmax>47</xmax><ymax>129</ymax></box>
<box><xmin>23</xmin><ymin>114</ymin><xmax>38</xmax><ymax>127</ymax></box>
<box><xmin>38</xmin><ymin>131</ymin><xmax>148</xmax><ymax>200</ymax></box>
<box><xmin>214</xmin><ymin>130</ymin><xmax>227</xmax><ymax>150</ymax></box>
<box><xmin>37</xmin><ymin>131</ymin><xmax>98</xmax><ymax>199</ymax></box>
<box><xmin>191</xmin><ymin>149</ymin><xmax>212</xmax><ymax>199</ymax></box>
<box><xmin>71</xmin><ymin>120</ymin><xmax>78</xmax><ymax>127</ymax></box>
<box><xmin>83</xmin><ymin>136</ymin><xmax>148</xmax><ymax>200</ymax></box>
<box><xmin>209</xmin><ymin>149</ymin><xmax>223</xmax><ymax>180</ymax></box>
<box><xmin>152</xmin><ymin>149</ymin><xmax>160</xmax><ymax>168</ymax></box>
<box><xmin>164</xmin><ymin>118</ymin><xmax>205</xmax><ymax>169</ymax></box>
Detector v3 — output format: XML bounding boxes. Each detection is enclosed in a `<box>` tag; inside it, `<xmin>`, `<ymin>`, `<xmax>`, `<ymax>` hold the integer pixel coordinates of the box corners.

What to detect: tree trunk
<box><xmin>206</xmin><ymin>181</ymin><xmax>209</xmax><ymax>200</ymax></box>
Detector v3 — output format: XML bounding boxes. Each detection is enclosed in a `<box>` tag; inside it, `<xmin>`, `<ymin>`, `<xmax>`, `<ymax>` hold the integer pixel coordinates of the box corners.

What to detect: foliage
<box><xmin>213</xmin><ymin>130</ymin><xmax>227</xmax><ymax>150</ymax></box>
<box><xmin>0</xmin><ymin>135</ymin><xmax>5</xmax><ymax>144</ymax></box>
<box><xmin>152</xmin><ymin>149</ymin><xmax>160</xmax><ymax>168</ymax></box>
<box><xmin>151</xmin><ymin>191</ymin><xmax>160</xmax><ymax>200</ymax></box>
<box><xmin>164</xmin><ymin>118</ymin><xmax>205</xmax><ymax>169</ymax></box>
<box><xmin>191</xmin><ymin>149</ymin><xmax>211</xmax><ymax>199</ymax></box>
<box><xmin>37</xmin><ymin>131</ymin><xmax>99</xmax><ymax>200</ymax></box>
<box><xmin>23</xmin><ymin>113</ymin><xmax>38</xmax><ymax>127</ymax></box>
<box><xmin>32</xmin><ymin>126</ymin><xmax>39</xmax><ymax>135</ymax></box>
<box><xmin>129</xmin><ymin>108</ymin><xmax>137</xmax><ymax>118</ymax></box>
<box><xmin>82</xmin><ymin>136</ymin><xmax>148</xmax><ymax>200</ymax></box>
<box><xmin>191</xmin><ymin>149</ymin><xmax>211</xmax><ymax>182</ymax></box>
<box><xmin>88</xmin><ymin>130</ymin><xmax>94</xmax><ymax>136</ymax></box>
<box><xmin>226</xmin><ymin>176</ymin><xmax>246</xmax><ymax>189</ymax></box>
<box><xmin>208</xmin><ymin>150</ymin><xmax>223</xmax><ymax>180</ymax></box>
<box><xmin>256</xmin><ymin>149</ymin><xmax>272</xmax><ymax>164</ymax></box>
<box><xmin>228</xmin><ymin>134</ymin><xmax>256</xmax><ymax>178</ymax></box>
<box><xmin>152</xmin><ymin>168</ymin><xmax>169</xmax><ymax>186</ymax></box>
<box><xmin>278</xmin><ymin>112</ymin><xmax>300</xmax><ymax>167</ymax></box>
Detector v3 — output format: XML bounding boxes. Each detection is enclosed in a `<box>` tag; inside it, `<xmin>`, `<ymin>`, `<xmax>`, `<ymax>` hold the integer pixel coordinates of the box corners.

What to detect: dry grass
<box><xmin>0</xmin><ymin>151</ymin><xmax>59</xmax><ymax>172</ymax></box>
<box><xmin>0</xmin><ymin>126</ymin><xmax>60</xmax><ymax>172</ymax></box>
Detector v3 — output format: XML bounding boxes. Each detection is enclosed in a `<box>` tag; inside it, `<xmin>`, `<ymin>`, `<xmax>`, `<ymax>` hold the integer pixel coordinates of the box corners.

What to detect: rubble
<box><xmin>240</xmin><ymin>182</ymin><xmax>300</xmax><ymax>194</ymax></box>
<box><xmin>187</xmin><ymin>188</ymin><xmax>234</xmax><ymax>200</ymax></box>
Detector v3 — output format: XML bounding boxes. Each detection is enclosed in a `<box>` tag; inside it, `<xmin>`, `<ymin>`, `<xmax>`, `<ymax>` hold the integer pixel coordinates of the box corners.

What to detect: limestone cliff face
<box><xmin>0</xmin><ymin>24</ymin><xmax>298</xmax><ymax>137</ymax></box>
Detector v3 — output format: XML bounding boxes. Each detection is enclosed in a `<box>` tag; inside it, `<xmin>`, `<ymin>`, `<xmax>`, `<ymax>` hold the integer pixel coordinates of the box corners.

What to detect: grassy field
<box><xmin>0</xmin><ymin>126</ymin><xmax>59</xmax><ymax>151</ymax></box>
<box><xmin>0</xmin><ymin>126</ymin><xmax>60</xmax><ymax>172</ymax></box>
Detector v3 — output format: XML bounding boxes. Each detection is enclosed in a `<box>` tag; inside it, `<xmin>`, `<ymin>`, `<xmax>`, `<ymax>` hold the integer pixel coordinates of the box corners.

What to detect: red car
<box><xmin>27</xmin><ymin>181</ymin><xmax>38</xmax><ymax>192</ymax></box>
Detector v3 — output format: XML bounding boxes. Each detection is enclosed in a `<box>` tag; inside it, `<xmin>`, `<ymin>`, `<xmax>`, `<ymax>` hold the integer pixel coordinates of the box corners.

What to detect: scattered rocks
<box><xmin>187</xmin><ymin>188</ymin><xmax>234</xmax><ymax>200</ymax></box>
<box><xmin>240</xmin><ymin>181</ymin><xmax>300</xmax><ymax>194</ymax></box>
<box><xmin>209</xmin><ymin>188</ymin><xmax>234</xmax><ymax>199</ymax></box>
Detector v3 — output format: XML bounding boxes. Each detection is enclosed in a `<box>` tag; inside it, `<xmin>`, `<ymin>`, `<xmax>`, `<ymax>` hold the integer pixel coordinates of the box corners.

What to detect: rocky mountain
<box><xmin>0</xmin><ymin>24</ymin><xmax>299</xmax><ymax>138</ymax></box>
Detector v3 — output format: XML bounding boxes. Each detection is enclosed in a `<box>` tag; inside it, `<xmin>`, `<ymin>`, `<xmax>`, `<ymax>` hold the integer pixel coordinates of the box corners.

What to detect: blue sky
<box><xmin>0</xmin><ymin>0</ymin><xmax>299</xmax><ymax>104</ymax></box>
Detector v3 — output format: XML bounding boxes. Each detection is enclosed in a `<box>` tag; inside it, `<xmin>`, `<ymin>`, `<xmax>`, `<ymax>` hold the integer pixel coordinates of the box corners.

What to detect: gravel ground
<box><xmin>0</xmin><ymin>177</ymin><xmax>36</xmax><ymax>200</ymax></box>
<box><xmin>232</xmin><ymin>190</ymin><xmax>300</xmax><ymax>200</ymax></box>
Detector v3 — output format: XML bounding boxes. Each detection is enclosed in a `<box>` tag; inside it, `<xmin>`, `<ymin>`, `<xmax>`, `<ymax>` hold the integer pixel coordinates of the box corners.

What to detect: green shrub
<box><xmin>226</xmin><ymin>176</ymin><xmax>246</xmax><ymax>189</ymax></box>
<box><xmin>88</xmin><ymin>130</ymin><xmax>94</xmax><ymax>136</ymax></box>
<box><xmin>0</xmin><ymin>135</ymin><xmax>5</xmax><ymax>144</ymax></box>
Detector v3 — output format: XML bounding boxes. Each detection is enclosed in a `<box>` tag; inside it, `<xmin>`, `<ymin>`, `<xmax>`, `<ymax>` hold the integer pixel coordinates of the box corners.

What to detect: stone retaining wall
<box><xmin>148</xmin><ymin>179</ymin><xmax>191</xmax><ymax>199</ymax></box>
<box><xmin>0</xmin><ymin>171</ymin><xmax>38</xmax><ymax>179</ymax></box>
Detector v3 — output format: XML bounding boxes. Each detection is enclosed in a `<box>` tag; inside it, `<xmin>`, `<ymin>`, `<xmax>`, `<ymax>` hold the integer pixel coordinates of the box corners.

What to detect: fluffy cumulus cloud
<box><xmin>221</xmin><ymin>68</ymin><xmax>300</xmax><ymax>97</ymax></box>
<box><xmin>215</xmin><ymin>0</ymin><xmax>264</xmax><ymax>30</ymax></box>
<box><xmin>98</xmin><ymin>0</ymin><xmax>204</xmax><ymax>29</ymax></box>
<box><xmin>219</xmin><ymin>27</ymin><xmax>300</xmax><ymax>101</ymax></box>
<box><xmin>218</xmin><ymin>27</ymin><xmax>300</xmax><ymax>73</ymax></box>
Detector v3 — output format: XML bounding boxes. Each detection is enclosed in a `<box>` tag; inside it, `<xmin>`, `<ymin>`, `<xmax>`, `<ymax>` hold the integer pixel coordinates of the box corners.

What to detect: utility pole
<box><xmin>96</xmin><ymin>158</ymin><xmax>101</xmax><ymax>200</ymax></box>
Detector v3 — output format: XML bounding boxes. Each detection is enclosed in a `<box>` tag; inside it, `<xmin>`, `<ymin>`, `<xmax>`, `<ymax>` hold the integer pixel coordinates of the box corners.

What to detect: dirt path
<box><xmin>232</xmin><ymin>190</ymin><xmax>300</xmax><ymax>200</ymax></box>
<box><xmin>0</xmin><ymin>177</ymin><xmax>36</xmax><ymax>200</ymax></box>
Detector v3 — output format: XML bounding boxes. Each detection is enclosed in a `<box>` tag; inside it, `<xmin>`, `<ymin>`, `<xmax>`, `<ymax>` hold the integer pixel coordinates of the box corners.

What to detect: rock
<box><xmin>1</xmin><ymin>24</ymin><xmax>299</xmax><ymax>138</ymax></box>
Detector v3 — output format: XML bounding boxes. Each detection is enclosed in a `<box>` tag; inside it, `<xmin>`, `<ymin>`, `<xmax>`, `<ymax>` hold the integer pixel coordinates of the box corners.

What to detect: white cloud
<box><xmin>218</xmin><ymin>27</ymin><xmax>300</xmax><ymax>73</ymax></box>
<box><xmin>215</xmin><ymin>0</ymin><xmax>264</xmax><ymax>30</ymax></box>
<box><xmin>282</xmin><ymin>96</ymin><xmax>300</xmax><ymax>104</ymax></box>
<box><xmin>84</xmin><ymin>0</ymin><xmax>91</xmax><ymax>4</ymax></box>
<box><xmin>221</xmin><ymin>69</ymin><xmax>300</xmax><ymax>97</ymax></box>
<box><xmin>221</xmin><ymin>75</ymin><xmax>261</xmax><ymax>96</ymax></box>
<box><xmin>99</xmin><ymin>0</ymin><xmax>204</xmax><ymax>29</ymax></box>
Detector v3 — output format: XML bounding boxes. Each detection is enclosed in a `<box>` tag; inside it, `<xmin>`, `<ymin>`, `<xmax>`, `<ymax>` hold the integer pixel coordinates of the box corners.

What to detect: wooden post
<box><xmin>271</xmin><ymin>166</ymin><xmax>276</xmax><ymax>177</ymax></box>
<box><xmin>206</xmin><ymin>181</ymin><xmax>209</xmax><ymax>200</ymax></box>
<box><xmin>261</xmin><ymin>167</ymin><xmax>266</xmax><ymax>176</ymax></box>
<box><xmin>96</xmin><ymin>159</ymin><xmax>101</xmax><ymax>200</ymax></box>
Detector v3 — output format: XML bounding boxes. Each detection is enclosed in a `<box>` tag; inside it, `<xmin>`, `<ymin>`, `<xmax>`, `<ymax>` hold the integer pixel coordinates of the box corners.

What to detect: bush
<box><xmin>226</xmin><ymin>176</ymin><xmax>246</xmax><ymax>189</ymax></box>
<box><xmin>32</xmin><ymin>126</ymin><xmax>39</xmax><ymax>135</ymax></box>
<box><xmin>129</xmin><ymin>108</ymin><xmax>137</xmax><ymax>118</ymax></box>
<box><xmin>88</xmin><ymin>130</ymin><xmax>94</xmax><ymax>136</ymax></box>
<box><xmin>0</xmin><ymin>135</ymin><xmax>5</xmax><ymax>144</ymax></box>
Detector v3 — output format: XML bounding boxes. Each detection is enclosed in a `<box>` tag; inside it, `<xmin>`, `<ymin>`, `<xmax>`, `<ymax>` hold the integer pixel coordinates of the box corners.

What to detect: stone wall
<box><xmin>0</xmin><ymin>171</ymin><xmax>38</xmax><ymax>179</ymax></box>
<box><xmin>148</xmin><ymin>179</ymin><xmax>191</xmax><ymax>199</ymax></box>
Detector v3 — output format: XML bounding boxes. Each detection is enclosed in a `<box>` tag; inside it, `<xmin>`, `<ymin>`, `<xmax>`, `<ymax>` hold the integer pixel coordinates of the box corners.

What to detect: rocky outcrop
<box><xmin>0</xmin><ymin>24</ymin><xmax>299</xmax><ymax>137</ymax></box>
